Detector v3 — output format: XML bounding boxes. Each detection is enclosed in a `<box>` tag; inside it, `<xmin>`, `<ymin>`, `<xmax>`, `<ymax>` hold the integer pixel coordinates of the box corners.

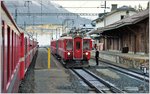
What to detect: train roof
<box><xmin>58</xmin><ymin>36</ymin><xmax>72</xmax><ymax>40</ymax></box>
<box><xmin>84</xmin><ymin>37</ymin><xmax>91</xmax><ymax>39</ymax></box>
<box><xmin>1</xmin><ymin>1</ymin><xmax>21</xmax><ymax>33</ymax></box>
<box><xmin>51</xmin><ymin>36</ymin><xmax>91</xmax><ymax>42</ymax></box>
<box><xmin>51</xmin><ymin>40</ymin><xmax>57</xmax><ymax>42</ymax></box>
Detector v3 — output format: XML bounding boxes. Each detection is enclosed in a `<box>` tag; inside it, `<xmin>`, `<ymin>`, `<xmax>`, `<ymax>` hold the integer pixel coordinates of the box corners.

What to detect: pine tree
<box><xmin>134</xmin><ymin>5</ymin><xmax>137</xmax><ymax>10</ymax></box>
<box><xmin>138</xmin><ymin>4</ymin><xmax>143</xmax><ymax>11</ymax></box>
<box><xmin>147</xmin><ymin>2</ymin><xmax>149</xmax><ymax>9</ymax></box>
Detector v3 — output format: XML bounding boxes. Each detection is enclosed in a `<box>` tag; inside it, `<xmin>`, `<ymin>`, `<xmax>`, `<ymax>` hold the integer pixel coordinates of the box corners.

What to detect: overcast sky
<box><xmin>50</xmin><ymin>0</ymin><xmax>149</xmax><ymax>19</ymax></box>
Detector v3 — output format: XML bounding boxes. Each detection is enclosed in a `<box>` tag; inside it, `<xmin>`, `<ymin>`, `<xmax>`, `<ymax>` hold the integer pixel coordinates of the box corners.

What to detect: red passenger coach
<box><xmin>51</xmin><ymin>40</ymin><xmax>57</xmax><ymax>55</ymax></box>
<box><xmin>58</xmin><ymin>37</ymin><xmax>73</xmax><ymax>61</ymax></box>
<box><xmin>51</xmin><ymin>32</ymin><xmax>92</xmax><ymax>68</ymax></box>
<box><xmin>1</xmin><ymin>1</ymin><xmax>38</xmax><ymax>93</ymax></box>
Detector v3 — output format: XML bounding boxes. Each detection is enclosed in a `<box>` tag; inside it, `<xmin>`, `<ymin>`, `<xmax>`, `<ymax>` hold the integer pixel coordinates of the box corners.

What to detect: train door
<box><xmin>73</xmin><ymin>37</ymin><xmax>83</xmax><ymax>59</ymax></box>
<box><xmin>2</xmin><ymin>20</ymin><xmax>5</xmax><ymax>92</ymax></box>
<box><xmin>24</xmin><ymin>37</ymin><xmax>27</xmax><ymax>71</ymax></box>
<box><xmin>20</xmin><ymin>33</ymin><xmax>25</xmax><ymax>79</ymax></box>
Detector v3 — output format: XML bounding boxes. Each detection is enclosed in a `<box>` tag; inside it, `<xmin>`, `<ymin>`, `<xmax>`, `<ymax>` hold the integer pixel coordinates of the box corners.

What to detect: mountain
<box><xmin>4</xmin><ymin>0</ymin><xmax>91</xmax><ymax>27</ymax></box>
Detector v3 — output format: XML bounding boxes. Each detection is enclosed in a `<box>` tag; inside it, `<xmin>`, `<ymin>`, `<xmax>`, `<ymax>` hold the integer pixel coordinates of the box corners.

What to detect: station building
<box><xmin>89</xmin><ymin>5</ymin><xmax>149</xmax><ymax>70</ymax></box>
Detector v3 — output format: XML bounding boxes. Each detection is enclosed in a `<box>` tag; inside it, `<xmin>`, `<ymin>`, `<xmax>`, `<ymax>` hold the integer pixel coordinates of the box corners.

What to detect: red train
<box><xmin>1</xmin><ymin>2</ymin><xmax>38</xmax><ymax>93</ymax></box>
<box><xmin>51</xmin><ymin>32</ymin><xmax>92</xmax><ymax>67</ymax></box>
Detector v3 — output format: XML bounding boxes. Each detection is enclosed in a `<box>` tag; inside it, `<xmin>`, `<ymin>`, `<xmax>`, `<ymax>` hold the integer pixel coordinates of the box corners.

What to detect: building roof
<box><xmin>89</xmin><ymin>9</ymin><xmax>149</xmax><ymax>35</ymax></box>
<box><xmin>116</xmin><ymin>5</ymin><xmax>136</xmax><ymax>11</ymax></box>
<box><xmin>93</xmin><ymin>6</ymin><xmax>137</xmax><ymax>23</ymax></box>
<box><xmin>92</xmin><ymin>12</ymin><xmax>108</xmax><ymax>22</ymax></box>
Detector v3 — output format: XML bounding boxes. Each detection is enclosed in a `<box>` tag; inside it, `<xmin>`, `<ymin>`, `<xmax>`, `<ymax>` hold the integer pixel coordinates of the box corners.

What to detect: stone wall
<box><xmin>91</xmin><ymin>51</ymin><xmax>149</xmax><ymax>69</ymax></box>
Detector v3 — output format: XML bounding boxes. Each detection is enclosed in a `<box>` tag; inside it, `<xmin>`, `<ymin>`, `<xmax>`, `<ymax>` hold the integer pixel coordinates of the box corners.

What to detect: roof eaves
<box><xmin>105</xmin><ymin>10</ymin><xmax>118</xmax><ymax>17</ymax></box>
<box><xmin>89</xmin><ymin>29</ymin><xmax>100</xmax><ymax>35</ymax></box>
<box><xmin>90</xmin><ymin>9</ymin><xmax>149</xmax><ymax>35</ymax></box>
<box><xmin>99</xmin><ymin>22</ymin><xmax>130</xmax><ymax>34</ymax></box>
<box><xmin>131</xmin><ymin>14</ymin><xmax>149</xmax><ymax>24</ymax></box>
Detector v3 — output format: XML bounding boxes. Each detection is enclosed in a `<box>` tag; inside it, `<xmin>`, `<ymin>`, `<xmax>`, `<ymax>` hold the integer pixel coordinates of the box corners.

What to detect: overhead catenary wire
<box><xmin>12</xmin><ymin>12</ymin><xmax>99</xmax><ymax>16</ymax></box>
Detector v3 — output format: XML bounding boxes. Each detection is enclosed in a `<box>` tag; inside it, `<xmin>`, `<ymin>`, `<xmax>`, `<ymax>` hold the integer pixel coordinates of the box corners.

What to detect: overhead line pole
<box><xmin>24</xmin><ymin>1</ymin><xmax>32</xmax><ymax>16</ymax></box>
<box><xmin>15</xmin><ymin>8</ymin><xmax>17</xmax><ymax>23</ymax></box>
<box><xmin>100</xmin><ymin>1</ymin><xmax>109</xmax><ymax>27</ymax></box>
<box><xmin>104</xmin><ymin>1</ymin><xmax>106</xmax><ymax>27</ymax></box>
<box><xmin>7</xmin><ymin>4</ymin><xmax>25</xmax><ymax>24</ymax></box>
<box><xmin>41</xmin><ymin>0</ymin><xmax>42</xmax><ymax>25</ymax></box>
<box><xmin>41</xmin><ymin>0</ymin><xmax>43</xmax><ymax>32</ymax></box>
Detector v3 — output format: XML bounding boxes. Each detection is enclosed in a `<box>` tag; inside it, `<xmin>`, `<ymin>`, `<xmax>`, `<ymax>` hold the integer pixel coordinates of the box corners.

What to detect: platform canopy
<box><xmin>89</xmin><ymin>9</ymin><xmax>149</xmax><ymax>35</ymax></box>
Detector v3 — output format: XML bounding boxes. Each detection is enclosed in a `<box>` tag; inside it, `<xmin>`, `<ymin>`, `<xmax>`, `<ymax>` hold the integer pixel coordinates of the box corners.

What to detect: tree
<box><xmin>147</xmin><ymin>2</ymin><xmax>149</xmax><ymax>9</ymax></box>
<box><xmin>134</xmin><ymin>5</ymin><xmax>137</xmax><ymax>10</ymax></box>
<box><xmin>138</xmin><ymin>4</ymin><xmax>143</xmax><ymax>11</ymax></box>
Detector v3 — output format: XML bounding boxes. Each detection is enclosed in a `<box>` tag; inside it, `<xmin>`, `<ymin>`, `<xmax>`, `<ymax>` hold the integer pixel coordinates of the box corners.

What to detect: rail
<box><xmin>71</xmin><ymin>68</ymin><xmax>124</xmax><ymax>93</ymax></box>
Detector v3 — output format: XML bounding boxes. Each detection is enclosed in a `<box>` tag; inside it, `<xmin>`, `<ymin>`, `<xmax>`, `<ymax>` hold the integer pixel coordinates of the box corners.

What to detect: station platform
<box><xmin>19</xmin><ymin>48</ymin><xmax>148</xmax><ymax>93</ymax></box>
<box><xmin>34</xmin><ymin>48</ymin><xmax>74</xmax><ymax>93</ymax></box>
<box><xmin>91</xmin><ymin>50</ymin><xmax>149</xmax><ymax>73</ymax></box>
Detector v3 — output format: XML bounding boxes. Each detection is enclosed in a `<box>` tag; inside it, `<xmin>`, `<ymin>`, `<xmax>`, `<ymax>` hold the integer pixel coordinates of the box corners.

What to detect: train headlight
<box><xmin>85</xmin><ymin>52</ymin><xmax>88</xmax><ymax>55</ymax></box>
<box><xmin>67</xmin><ymin>52</ymin><xmax>71</xmax><ymax>55</ymax></box>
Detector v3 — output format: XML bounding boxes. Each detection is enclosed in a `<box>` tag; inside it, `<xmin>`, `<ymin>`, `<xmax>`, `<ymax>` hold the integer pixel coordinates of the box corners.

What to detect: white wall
<box><xmin>96</xmin><ymin>21</ymin><xmax>104</xmax><ymax>28</ymax></box>
<box><xmin>96</xmin><ymin>11</ymin><xmax>136</xmax><ymax>28</ymax></box>
<box><xmin>37</xmin><ymin>34</ymin><xmax>51</xmax><ymax>46</ymax></box>
<box><xmin>52</xmin><ymin>30</ymin><xmax>63</xmax><ymax>40</ymax></box>
<box><xmin>106</xmin><ymin>11</ymin><xmax>136</xmax><ymax>25</ymax></box>
<box><xmin>37</xmin><ymin>30</ymin><xmax>63</xmax><ymax>46</ymax></box>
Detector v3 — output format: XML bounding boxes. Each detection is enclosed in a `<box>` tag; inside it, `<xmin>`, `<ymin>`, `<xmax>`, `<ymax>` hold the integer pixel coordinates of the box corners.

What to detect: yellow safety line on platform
<box><xmin>48</xmin><ymin>48</ymin><xmax>51</xmax><ymax>69</ymax></box>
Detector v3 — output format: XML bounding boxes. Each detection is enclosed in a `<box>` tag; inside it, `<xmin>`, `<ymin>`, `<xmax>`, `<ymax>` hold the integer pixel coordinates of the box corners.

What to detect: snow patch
<box><xmin>96</xmin><ymin>69</ymin><xmax>120</xmax><ymax>79</ymax></box>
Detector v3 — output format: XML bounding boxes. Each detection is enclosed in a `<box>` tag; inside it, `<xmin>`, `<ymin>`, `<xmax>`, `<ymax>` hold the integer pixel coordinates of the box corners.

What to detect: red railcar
<box><xmin>1</xmin><ymin>2</ymin><xmax>38</xmax><ymax>93</ymax></box>
<box><xmin>57</xmin><ymin>37</ymin><xmax>73</xmax><ymax>61</ymax></box>
<box><xmin>50</xmin><ymin>33</ymin><xmax>92</xmax><ymax>67</ymax></box>
<box><xmin>51</xmin><ymin>40</ymin><xmax>57</xmax><ymax>55</ymax></box>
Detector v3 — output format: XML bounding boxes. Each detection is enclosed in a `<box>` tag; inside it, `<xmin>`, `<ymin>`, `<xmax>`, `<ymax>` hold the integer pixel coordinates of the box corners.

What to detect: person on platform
<box><xmin>95</xmin><ymin>48</ymin><xmax>99</xmax><ymax>66</ymax></box>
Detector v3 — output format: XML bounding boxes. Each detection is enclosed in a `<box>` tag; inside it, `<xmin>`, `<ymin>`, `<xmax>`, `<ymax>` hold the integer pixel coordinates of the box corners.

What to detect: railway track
<box><xmin>71</xmin><ymin>68</ymin><xmax>124</xmax><ymax>93</ymax></box>
<box><xmin>108</xmin><ymin>65</ymin><xmax>149</xmax><ymax>83</ymax></box>
<box><xmin>99</xmin><ymin>60</ymin><xmax>149</xmax><ymax>83</ymax></box>
<box><xmin>91</xmin><ymin>58</ymin><xmax>149</xmax><ymax>83</ymax></box>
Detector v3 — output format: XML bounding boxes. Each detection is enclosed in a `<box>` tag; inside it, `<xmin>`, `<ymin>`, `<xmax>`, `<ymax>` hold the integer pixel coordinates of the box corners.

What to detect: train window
<box><xmin>83</xmin><ymin>40</ymin><xmax>90</xmax><ymax>50</ymax></box>
<box><xmin>76</xmin><ymin>42</ymin><xmax>80</xmax><ymax>50</ymax></box>
<box><xmin>66</xmin><ymin>40</ymin><xmax>73</xmax><ymax>50</ymax></box>
<box><xmin>25</xmin><ymin>38</ymin><xmax>27</xmax><ymax>54</ymax></box>
<box><xmin>7</xmin><ymin>26</ymin><xmax>10</xmax><ymax>81</ymax></box>
<box><xmin>2</xmin><ymin>20</ymin><xmax>5</xmax><ymax>89</ymax></box>
<box><xmin>12</xmin><ymin>31</ymin><xmax>14</xmax><ymax>72</ymax></box>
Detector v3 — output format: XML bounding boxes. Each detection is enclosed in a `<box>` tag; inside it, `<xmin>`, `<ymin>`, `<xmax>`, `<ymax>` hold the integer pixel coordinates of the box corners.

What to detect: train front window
<box><xmin>83</xmin><ymin>40</ymin><xmax>90</xmax><ymax>50</ymax></box>
<box><xmin>66</xmin><ymin>40</ymin><xmax>73</xmax><ymax>50</ymax></box>
<box><xmin>76</xmin><ymin>42</ymin><xmax>80</xmax><ymax>50</ymax></box>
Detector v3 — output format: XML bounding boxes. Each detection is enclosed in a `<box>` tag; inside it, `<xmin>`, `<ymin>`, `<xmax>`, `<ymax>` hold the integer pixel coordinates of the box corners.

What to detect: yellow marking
<box><xmin>19</xmin><ymin>57</ymin><xmax>25</xmax><ymax>62</ymax></box>
<box><xmin>48</xmin><ymin>48</ymin><xmax>51</xmax><ymax>69</ymax></box>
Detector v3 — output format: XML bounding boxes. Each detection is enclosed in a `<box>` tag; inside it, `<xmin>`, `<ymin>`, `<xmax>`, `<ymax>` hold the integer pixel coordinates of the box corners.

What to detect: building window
<box><xmin>121</xmin><ymin>15</ymin><xmax>125</xmax><ymax>19</ymax></box>
<box><xmin>126</xmin><ymin>10</ymin><xmax>129</xmax><ymax>15</ymax></box>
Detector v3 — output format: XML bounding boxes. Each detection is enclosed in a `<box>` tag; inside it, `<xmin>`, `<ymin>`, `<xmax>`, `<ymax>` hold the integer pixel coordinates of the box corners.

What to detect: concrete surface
<box><xmin>34</xmin><ymin>48</ymin><xmax>87</xmax><ymax>93</ymax></box>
